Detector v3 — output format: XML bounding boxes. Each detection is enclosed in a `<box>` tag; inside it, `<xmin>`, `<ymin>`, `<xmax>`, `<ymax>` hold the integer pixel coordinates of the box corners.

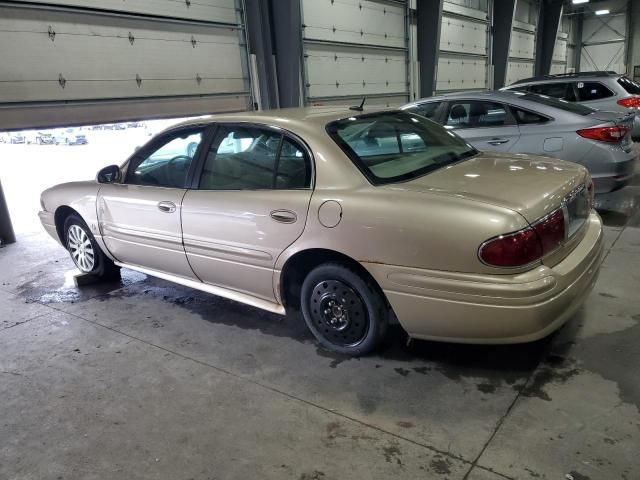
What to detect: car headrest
<box><xmin>367</xmin><ymin>122</ymin><xmax>398</xmax><ymax>138</ymax></box>
<box><xmin>450</xmin><ymin>104</ymin><xmax>467</xmax><ymax>120</ymax></box>
<box><xmin>469</xmin><ymin>102</ymin><xmax>488</xmax><ymax>117</ymax></box>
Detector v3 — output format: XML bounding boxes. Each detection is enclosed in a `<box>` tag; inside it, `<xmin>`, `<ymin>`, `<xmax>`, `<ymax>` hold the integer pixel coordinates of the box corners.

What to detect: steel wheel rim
<box><xmin>67</xmin><ymin>225</ymin><xmax>95</xmax><ymax>273</ymax></box>
<box><xmin>309</xmin><ymin>280</ymin><xmax>369</xmax><ymax>347</ymax></box>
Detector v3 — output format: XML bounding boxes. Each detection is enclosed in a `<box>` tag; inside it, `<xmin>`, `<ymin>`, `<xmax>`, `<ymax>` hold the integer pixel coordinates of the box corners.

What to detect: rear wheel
<box><xmin>64</xmin><ymin>214</ymin><xmax>119</xmax><ymax>279</ymax></box>
<box><xmin>300</xmin><ymin>263</ymin><xmax>388</xmax><ymax>356</ymax></box>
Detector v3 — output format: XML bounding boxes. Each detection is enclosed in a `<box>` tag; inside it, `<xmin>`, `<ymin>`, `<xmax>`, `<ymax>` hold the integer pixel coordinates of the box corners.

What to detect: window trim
<box><xmin>505</xmin><ymin>104</ymin><xmax>552</xmax><ymax>125</ymax></box>
<box><xmin>122</xmin><ymin>124</ymin><xmax>210</xmax><ymax>189</ymax></box>
<box><xmin>190</xmin><ymin>122</ymin><xmax>315</xmax><ymax>192</ymax></box>
<box><xmin>442</xmin><ymin>99</ymin><xmax>517</xmax><ymax>130</ymax></box>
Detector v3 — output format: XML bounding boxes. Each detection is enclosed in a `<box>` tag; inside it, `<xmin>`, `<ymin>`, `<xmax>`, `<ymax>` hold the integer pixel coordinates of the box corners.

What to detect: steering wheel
<box><xmin>167</xmin><ymin>155</ymin><xmax>191</xmax><ymax>183</ymax></box>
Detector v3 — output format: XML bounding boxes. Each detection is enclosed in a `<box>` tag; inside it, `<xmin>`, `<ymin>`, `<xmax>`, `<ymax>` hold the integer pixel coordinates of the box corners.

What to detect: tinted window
<box><xmin>199</xmin><ymin>127</ymin><xmax>310</xmax><ymax>190</ymax></box>
<box><xmin>405</xmin><ymin>101</ymin><xmax>443</xmax><ymax>120</ymax></box>
<box><xmin>529</xmin><ymin>82</ymin><xmax>576</xmax><ymax>101</ymax></box>
<box><xmin>510</xmin><ymin>92</ymin><xmax>595</xmax><ymax>116</ymax></box>
<box><xmin>510</xmin><ymin>107</ymin><xmax>549</xmax><ymax>125</ymax></box>
<box><xmin>327</xmin><ymin>111</ymin><xmax>477</xmax><ymax>185</ymax></box>
<box><xmin>127</xmin><ymin>129</ymin><xmax>203</xmax><ymax>188</ymax></box>
<box><xmin>618</xmin><ymin>76</ymin><xmax>640</xmax><ymax>94</ymax></box>
<box><xmin>576</xmin><ymin>81</ymin><xmax>614</xmax><ymax>101</ymax></box>
<box><xmin>445</xmin><ymin>101</ymin><xmax>509</xmax><ymax>128</ymax></box>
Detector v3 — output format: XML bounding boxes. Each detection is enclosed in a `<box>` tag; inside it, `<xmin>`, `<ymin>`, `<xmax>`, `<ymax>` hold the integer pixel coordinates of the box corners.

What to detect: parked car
<box><xmin>501</xmin><ymin>71</ymin><xmax>640</xmax><ymax>139</ymax></box>
<box><xmin>65</xmin><ymin>133</ymin><xmax>88</xmax><ymax>145</ymax></box>
<box><xmin>29</xmin><ymin>132</ymin><xmax>56</xmax><ymax>145</ymax></box>
<box><xmin>9</xmin><ymin>132</ymin><xmax>25</xmax><ymax>144</ymax></box>
<box><xmin>39</xmin><ymin>108</ymin><xmax>603</xmax><ymax>355</ymax></box>
<box><xmin>402</xmin><ymin>90</ymin><xmax>636</xmax><ymax>193</ymax></box>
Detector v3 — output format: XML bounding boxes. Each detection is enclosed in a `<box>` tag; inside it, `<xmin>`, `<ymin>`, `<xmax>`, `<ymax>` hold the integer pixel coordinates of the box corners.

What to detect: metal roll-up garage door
<box><xmin>436</xmin><ymin>0</ymin><xmax>489</xmax><ymax>93</ymax></box>
<box><xmin>300</xmin><ymin>0</ymin><xmax>409</xmax><ymax>107</ymax></box>
<box><xmin>506</xmin><ymin>0</ymin><xmax>538</xmax><ymax>85</ymax></box>
<box><xmin>0</xmin><ymin>0</ymin><xmax>251</xmax><ymax>130</ymax></box>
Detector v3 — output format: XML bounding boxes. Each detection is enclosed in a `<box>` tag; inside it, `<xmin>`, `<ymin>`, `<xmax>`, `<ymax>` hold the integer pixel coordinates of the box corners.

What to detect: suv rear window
<box><xmin>327</xmin><ymin>111</ymin><xmax>477</xmax><ymax>185</ymax></box>
<box><xmin>575</xmin><ymin>82</ymin><xmax>614</xmax><ymax>101</ymax></box>
<box><xmin>618</xmin><ymin>76</ymin><xmax>640</xmax><ymax>95</ymax></box>
<box><xmin>511</xmin><ymin>92</ymin><xmax>595</xmax><ymax>116</ymax></box>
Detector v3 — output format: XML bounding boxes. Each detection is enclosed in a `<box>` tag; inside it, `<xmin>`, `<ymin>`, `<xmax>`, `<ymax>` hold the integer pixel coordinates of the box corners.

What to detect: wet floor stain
<box><xmin>381</xmin><ymin>443</ymin><xmax>403</xmax><ymax>465</ymax></box>
<box><xmin>521</xmin><ymin>354</ymin><xmax>581</xmax><ymax>402</ymax></box>
<box><xmin>429</xmin><ymin>456</ymin><xmax>452</xmax><ymax>475</ymax></box>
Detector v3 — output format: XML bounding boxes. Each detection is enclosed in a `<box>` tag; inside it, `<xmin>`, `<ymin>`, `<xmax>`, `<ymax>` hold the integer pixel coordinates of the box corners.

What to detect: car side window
<box><xmin>445</xmin><ymin>101</ymin><xmax>509</xmax><ymax>128</ymax></box>
<box><xmin>199</xmin><ymin>126</ymin><xmax>311</xmax><ymax>190</ymax></box>
<box><xmin>126</xmin><ymin>129</ymin><xmax>203</xmax><ymax>188</ymax></box>
<box><xmin>510</xmin><ymin>107</ymin><xmax>549</xmax><ymax>125</ymax></box>
<box><xmin>575</xmin><ymin>82</ymin><xmax>614</xmax><ymax>101</ymax></box>
<box><xmin>406</xmin><ymin>102</ymin><xmax>443</xmax><ymax>121</ymax></box>
<box><xmin>529</xmin><ymin>82</ymin><xmax>576</xmax><ymax>102</ymax></box>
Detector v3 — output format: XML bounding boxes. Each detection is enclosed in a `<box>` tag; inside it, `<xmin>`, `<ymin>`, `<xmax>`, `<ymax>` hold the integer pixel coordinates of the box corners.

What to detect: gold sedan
<box><xmin>39</xmin><ymin>108</ymin><xmax>603</xmax><ymax>355</ymax></box>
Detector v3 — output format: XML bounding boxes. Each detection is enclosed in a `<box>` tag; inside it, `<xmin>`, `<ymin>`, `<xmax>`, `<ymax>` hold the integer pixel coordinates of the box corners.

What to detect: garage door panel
<box><xmin>553</xmin><ymin>38</ymin><xmax>567</xmax><ymax>63</ymax></box>
<box><xmin>581</xmin><ymin>42</ymin><xmax>626</xmax><ymax>73</ymax></box>
<box><xmin>302</xmin><ymin>0</ymin><xmax>405</xmax><ymax>48</ymax></box>
<box><xmin>509</xmin><ymin>30</ymin><xmax>535</xmax><ymax>60</ymax></box>
<box><xmin>583</xmin><ymin>14</ymin><xmax>626</xmax><ymax>43</ymax></box>
<box><xmin>506</xmin><ymin>61</ymin><xmax>534</xmax><ymax>85</ymax></box>
<box><xmin>305</xmin><ymin>43</ymin><xmax>406</xmax><ymax>98</ymax></box>
<box><xmin>0</xmin><ymin>5</ymin><xmax>248</xmax><ymax>104</ymax></box>
<box><xmin>437</xmin><ymin>55</ymin><xmax>487</xmax><ymax>91</ymax></box>
<box><xmin>22</xmin><ymin>0</ymin><xmax>238</xmax><ymax>25</ymax></box>
<box><xmin>439</xmin><ymin>15</ymin><xmax>488</xmax><ymax>55</ymax></box>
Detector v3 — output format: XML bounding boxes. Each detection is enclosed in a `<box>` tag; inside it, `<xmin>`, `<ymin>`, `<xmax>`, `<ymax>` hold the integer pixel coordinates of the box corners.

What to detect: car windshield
<box><xmin>326</xmin><ymin>111</ymin><xmax>477</xmax><ymax>185</ymax></box>
<box><xmin>508</xmin><ymin>91</ymin><xmax>595</xmax><ymax>115</ymax></box>
<box><xmin>618</xmin><ymin>76</ymin><xmax>640</xmax><ymax>94</ymax></box>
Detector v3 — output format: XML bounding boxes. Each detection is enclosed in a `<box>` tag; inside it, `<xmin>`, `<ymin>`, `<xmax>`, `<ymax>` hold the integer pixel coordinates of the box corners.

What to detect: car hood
<box><xmin>384</xmin><ymin>152</ymin><xmax>587</xmax><ymax>223</ymax></box>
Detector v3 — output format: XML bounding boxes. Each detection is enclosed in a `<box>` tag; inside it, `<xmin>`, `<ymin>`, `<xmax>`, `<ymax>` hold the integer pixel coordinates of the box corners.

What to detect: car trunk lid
<box><xmin>385</xmin><ymin>152</ymin><xmax>587</xmax><ymax>224</ymax></box>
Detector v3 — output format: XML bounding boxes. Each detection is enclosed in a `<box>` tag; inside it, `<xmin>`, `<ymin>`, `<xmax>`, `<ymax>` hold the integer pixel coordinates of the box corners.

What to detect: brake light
<box><xmin>616</xmin><ymin>97</ymin><xmax>640</xmax><ymax>108</ymax></box>
<box><xmin>479</xmin><ymin>208</ymin><xmax>566</xmax><ymax>267</ymax></box>
<box><xmin>577</xmin><ymin>126</ymin><xmax>629</xmax><ymax>143</ymax></box>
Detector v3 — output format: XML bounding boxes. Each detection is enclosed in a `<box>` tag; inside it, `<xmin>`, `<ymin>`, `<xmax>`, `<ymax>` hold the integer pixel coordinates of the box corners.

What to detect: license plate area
<box><xmin>564</xmin><ymin>187</ymin><xmax>589</xmax><ymax>238</ymax></box>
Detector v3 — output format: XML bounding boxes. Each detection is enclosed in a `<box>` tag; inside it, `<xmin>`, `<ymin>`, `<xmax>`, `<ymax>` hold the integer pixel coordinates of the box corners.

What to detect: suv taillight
<box><xmin>616</xmin><ymin>97</ymin><xmax>640</xmax><ymax>108</ymax></box>
<box><xmin>577</xmin><ymin>126</ymin><xmax>629</xmax><ymax>143</ymax></box>
<box><xmin>479</xmin><ymin>209</ymin><xmax>566</xmax><ymax>267</ymax></box>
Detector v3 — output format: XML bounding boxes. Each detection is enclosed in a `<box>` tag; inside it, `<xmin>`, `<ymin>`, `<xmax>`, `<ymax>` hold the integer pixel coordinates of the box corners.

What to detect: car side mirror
<box><xmin>97</xmin><ymin>165</ymin><xmax>121</xmax><ymax>184</ymax></box>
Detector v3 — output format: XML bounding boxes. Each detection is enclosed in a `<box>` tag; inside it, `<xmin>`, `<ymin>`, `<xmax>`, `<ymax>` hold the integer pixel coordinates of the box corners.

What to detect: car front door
<box><xmin>181</xmin><ymin>124</ymin><xmax>313</xmax><ymax>302</ymax></box>
<box><xmin>97</xmin><ymin>126</ymin><xmax>207</xmax><ymax>278</ymax></box>
<box><xmin>443</xmin><ymin>100</ymin><xmax>520</xmax><ymax>152</ymax></box>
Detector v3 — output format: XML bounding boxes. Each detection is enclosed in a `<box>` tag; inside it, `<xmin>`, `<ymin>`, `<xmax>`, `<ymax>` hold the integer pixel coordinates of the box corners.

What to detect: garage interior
<box><xmin>1</xmin><ymin>0</ymin><xmax>640</xmax><ymax>479</ymax></box>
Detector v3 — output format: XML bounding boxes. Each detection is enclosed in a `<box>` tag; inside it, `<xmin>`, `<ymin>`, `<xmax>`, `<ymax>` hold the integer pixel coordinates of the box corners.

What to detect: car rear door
<box><xmin>443</xmin><ymin>100</ymin><xmax>520</xmax><ymax>152</ymax></box>
<box><xmin>181</xmin><ymin>124</ymin><xmax>313</xmax><ymax>302</ymax></box>
<box><xmin>97</xmin><ymin>125</ymin><xmax>208</xmax><ymax>279</ymax></box>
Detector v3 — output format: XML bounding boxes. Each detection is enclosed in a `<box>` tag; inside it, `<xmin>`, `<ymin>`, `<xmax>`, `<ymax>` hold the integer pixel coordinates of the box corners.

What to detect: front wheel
<box><xmin>64</xmin><ymin>214</ymin><xmax>119</xmax><ymax>279</ymax></box>
<box><xmin>300</xmin><ymin>263</ymin><xmax>388</xmax><ymax>356</ymax></box>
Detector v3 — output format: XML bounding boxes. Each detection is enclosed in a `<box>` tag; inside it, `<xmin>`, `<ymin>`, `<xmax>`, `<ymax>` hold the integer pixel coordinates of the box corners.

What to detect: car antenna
<box><xmin>349</xmin><ymin>97</ymin><xmax>366</xmax><ymax>112</ymax></box>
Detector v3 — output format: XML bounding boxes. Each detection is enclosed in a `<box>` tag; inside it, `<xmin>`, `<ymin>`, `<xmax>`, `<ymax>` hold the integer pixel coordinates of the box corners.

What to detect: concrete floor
<box><xmin>1</xmin><ymin>186</ymin><xmax>640</xmax><ymax>479</ymax></box>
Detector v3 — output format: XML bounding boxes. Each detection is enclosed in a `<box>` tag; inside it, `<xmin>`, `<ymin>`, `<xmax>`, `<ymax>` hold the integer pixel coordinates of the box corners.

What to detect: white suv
<box><xmin>502</xmin><ymin>72</ymin><xmax>640</xmax><ymax>139</ymax></box>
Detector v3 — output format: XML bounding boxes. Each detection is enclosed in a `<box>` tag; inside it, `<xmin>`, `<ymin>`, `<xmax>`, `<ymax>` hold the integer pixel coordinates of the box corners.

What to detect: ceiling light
<box><xmin>572</xmin><ymin>0</ymin><xmax>588</xmax><ymax>4</ymax></box>
<box><xmin>595</xmin><ymin>9</ymin><xmax>610</xmax><ymax>15</ymax></box>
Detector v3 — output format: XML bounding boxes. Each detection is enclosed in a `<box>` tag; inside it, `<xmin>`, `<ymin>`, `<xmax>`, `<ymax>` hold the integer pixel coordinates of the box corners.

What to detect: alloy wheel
<box><xmin>67</xmin><ymin>224</ymin><xmax>95</xmax><ymax>272</ymax></box>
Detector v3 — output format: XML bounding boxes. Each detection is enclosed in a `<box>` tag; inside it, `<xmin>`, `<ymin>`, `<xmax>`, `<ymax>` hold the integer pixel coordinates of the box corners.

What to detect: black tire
<box><xmin>300</xmin><ymin>262</ymin><xmax>388</xmax><ymax>356</ymax></box>
<box><xmin>63</xmin><ymin>214</ymin><xmax>120</xmax><ymax>279</ymax></box>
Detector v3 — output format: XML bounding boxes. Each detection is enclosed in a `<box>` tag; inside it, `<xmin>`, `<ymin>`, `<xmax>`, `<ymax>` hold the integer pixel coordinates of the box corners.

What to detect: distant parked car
<box><xmin>59</xmin><ymin>132</ymin><xmax>88</xmax><ymax>145</ymax></box>
<box><xmin>0</xmin><ymin>133</ymin><xmax>8</xmax><ymax>143</ymax></box>
<box><xmin>9</xmin><ymin>132</ymin><xmax>25</xmax><ymax>144</ymax></box>
<box><xmin>115</xmin><ymin>123</ymin><xmax>127</xmax><ymax>130</ymax></box>
<box><xmin>34</xmin><ymin>132</ymin><xmax>55</xmax><ymax>145</ymax></box>
<box><xmin>501</xmin><ymin>71</ymin><xmax>640</xmax><ymax>139</ymax></box>
<box><xmin>402</xmin><ymin>90</ymin><xmax>637</xmax><ymax>193</ymax></box>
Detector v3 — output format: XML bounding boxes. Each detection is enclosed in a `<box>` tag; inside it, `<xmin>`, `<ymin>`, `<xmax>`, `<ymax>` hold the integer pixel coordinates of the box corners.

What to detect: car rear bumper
<box><xmin>592</xmin><ymin>153</ymin><xmax>636</xmax><ymax>193</ymax></box>
<box><xmin>363</xmin><ymin>212</ymin><xmax>603</xmax><ymax>344</ymax></box>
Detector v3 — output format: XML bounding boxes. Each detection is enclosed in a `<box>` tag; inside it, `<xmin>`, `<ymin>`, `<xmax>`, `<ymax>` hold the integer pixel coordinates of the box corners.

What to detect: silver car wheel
<box><xmin>67</xmin><ymin>224</ymin><xmax>95</xmax><ymax>273</ymax></box>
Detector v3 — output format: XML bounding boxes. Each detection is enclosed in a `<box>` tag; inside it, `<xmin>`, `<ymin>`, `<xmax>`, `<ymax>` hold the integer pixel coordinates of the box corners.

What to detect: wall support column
<box><xmin>416</xmin><ymin>0</ymin><xmax>443</xmax><ymax>97</ymax></box>
<box><xmin>535</xmin><ymin>1</ymin><xmax>563</xmax><ymax>76</ymax></box>
<box><xmin>491</xmin><ymin>0</ymin><xmax>516</xmax><ymax>89</ymax></box>
<box><xmin>0</xmin><ymin>179</ymin><xmax>16</xmax><ymax>245</ymax></box>
<box><xmin>271</xmin><ymin>0</ymin><xmax>303</xmax><ymax>107</ymax></box>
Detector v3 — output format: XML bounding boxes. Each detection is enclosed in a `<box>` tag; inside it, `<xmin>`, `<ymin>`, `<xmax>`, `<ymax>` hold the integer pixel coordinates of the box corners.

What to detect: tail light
<box><xmin>577</xmin><ymin>126</ymin><xmax>629</xmax><ymax>143</ymax></box>
<box><xmin>616</xmin><ymin>97</ymin><xmax>640</xmax><ymax>108</ymax></box>
<box><xmin>479</xmin><ymin>208</ymin><xmax>566</xmax><ymax>268</ymax></box>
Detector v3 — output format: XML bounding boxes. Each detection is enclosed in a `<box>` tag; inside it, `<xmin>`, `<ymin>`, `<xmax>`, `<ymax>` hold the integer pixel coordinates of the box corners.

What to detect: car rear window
<box><xmin>618</xmin><ymin>76</ymin><xmax>640</xmax><ymax>94</ymax></box>
<box><xmin>326</xmin><ymin>111</ymin><xmax>478</xmax><ymax>185</ymax></box>
<box><xmin>510</xmin><ymin>92</ymin><xmax>595</xmax><ymax>116</ymax></box>
<box><xmin>575</xmin><ymin>81</ymin><xmax>614</xmax><ymax>101</ymax></box>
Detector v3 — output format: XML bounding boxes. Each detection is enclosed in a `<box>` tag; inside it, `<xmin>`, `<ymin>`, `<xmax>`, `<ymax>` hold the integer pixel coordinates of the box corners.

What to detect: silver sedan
<box><xmin>402</xmin><ymin>90</ymin><xmax>637</xmax><ymax>193</ymax></box>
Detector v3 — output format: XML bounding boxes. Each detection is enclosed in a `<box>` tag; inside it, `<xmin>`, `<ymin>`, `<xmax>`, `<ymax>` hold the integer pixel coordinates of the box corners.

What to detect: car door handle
<box><xmin>270</xmin><ymin>209</ymin><xmax>297</xmax><ymax>224</ymax></box>
<box><xmin>157</xmin><ymin>201</ymin><xmax>176</xmax><ymax>213</ymax></box>
<box><xmin>487</xmin><ymin>138</ymin><xmax>510</xmax><ymax>145</ymax></box>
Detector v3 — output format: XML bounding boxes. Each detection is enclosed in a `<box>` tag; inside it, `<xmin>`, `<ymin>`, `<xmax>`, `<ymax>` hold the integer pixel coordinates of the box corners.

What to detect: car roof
<box><xmin>404</xmin><ymin>89</ymin><xmax>543</xmax><ymax>104</ymax></box>
<box><xmin>508</xmin><ymin>71</ymin><xmax>622</xmax><ymax>86</ymax></box>
<box><xmin>161</xmin><ymin>106</ymin><xmax>395</xmax><ymax>135</ymax></box>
